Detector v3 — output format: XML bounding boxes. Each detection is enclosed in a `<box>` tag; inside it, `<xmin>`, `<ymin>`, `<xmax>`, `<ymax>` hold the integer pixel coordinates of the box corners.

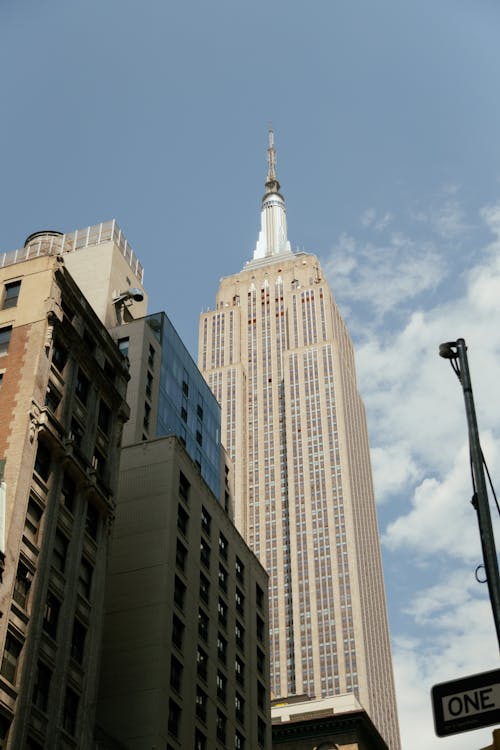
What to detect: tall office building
<box><xmin>199</xmin><ymin>132</ymin><xmax>400</xmax><ymax>750</ymax></box>
<box><xmin>97</xmin><ymin>310</ymin><xmax>271</xmax><ymax>749</ymax></box>
<box><xmin>0</xmin><ymin>234</ymin><xmax>131</xmax><ymax>748</ymax></box>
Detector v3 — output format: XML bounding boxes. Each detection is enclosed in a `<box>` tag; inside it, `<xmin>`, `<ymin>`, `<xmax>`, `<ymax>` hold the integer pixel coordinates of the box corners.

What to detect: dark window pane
<box><xmin>62</xmin><ymin>687</ymin><xmax>79</xmax><ymax>735</ymax></box>
<box><xmin>71</xmin><ymin>620</ymin><xmax>86</xmax><ymax>663</ymax></box>
<box><xmin>0</xmin><ymin>326</ymin><xmax>12</xmax><ymax>356</ymax></box>
<box><xmin>3</xmin><ymin>280</ymin><xmax>21</xmax><ymax>309</ymax></box>
<box><xmin>32</xmin><ymin>662</ymin><xmax>51</xmax><ymax>712</ymax></box>
<box><xmin>0</xmin><ymin>634</ymin><xmax>22</xmax><ymax>684</ymax></box>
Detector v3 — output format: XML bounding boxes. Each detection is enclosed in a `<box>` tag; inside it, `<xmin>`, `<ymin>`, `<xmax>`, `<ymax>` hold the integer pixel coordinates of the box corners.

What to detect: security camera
<box><xmin>128</xmin><ymin>288</ymin><xmax>144</xmax><ymax>302</ymax></box>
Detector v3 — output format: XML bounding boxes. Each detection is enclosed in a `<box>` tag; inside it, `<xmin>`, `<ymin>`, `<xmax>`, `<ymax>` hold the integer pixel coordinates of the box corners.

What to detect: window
<box><xmin>257</xmin><ymin>681</ymin><xmax>265</xmax><ymax>710</ymax></box>
<box><xmin>258</xmin><ymin>717</ymin><xmax>266</xmax><ymax>746</ymax></box>
<box><xmin>78</xmin><ymin>559</ymin><xmax>93</xmax><ymax>600</ymax></box>
<box><xmin>195</xmin><ymin>686</ymin><xmax>207</xmax><ymax>722</ymax></box>
<box><xmin>168</xmin><ymin>699</ymin><xmax>181</xmax><ymax>738</ymax></box>
<box><xmin>199</xmin><ymin>572</ymin><xmax>210</xmax><ymax>604</ymax></box>
<box><xmin>256</xmin><ymin>583</ymin><xmax>264</xmax><ymax>610</ymax></box>
<box><xmin>32</xmin><ymin>662</ymin><xmax>51</xmax><ymax>712</ymax></box>
<box><xmin>143</xmin><ymin>402</ymin><xmax>151</xmax><ymax>430</ymax></box>
<box><xmin>197</xmin><ymin>401</ymin><xmax>204</xmax><ymax>421</ymax></box>
<box><xmin>235</xmin><ymin>655</ymin><xmax>245</xmax><ymax>686</ymax></box>
<box><xmin>170</xmin><ymin>655</ymin><xmax>183</xmax><ymax>692</ymax></box>
<box><xmin>52</xmin><ymin>530</ymin><xmax>68</xmax><ymax>573</ymax></box>
<box><xmin>257</xmin><ymin>647</ymin><xmax>265</xmax><ymax>675</ymax></box>
<box><xmin>61</xmin><ymin>473</ymin><xmax>76</xmax><ymax>513</ymax></box>
<box><xmin>176</xmin><ymin>539</ymin><xmax>187</xmax><ymax>572</ymax></box>
<box><xmin>177</xmin><ymin>504</ymin><xmax>189</xmax><ymax>535</ymax></box>
<box><xmin>98</xmin><ymin>401</ymin><xmax>111</xmax><ymax>435</ymax></box>
<box><xmin>0</xmin><ymin>326</ymin><xmax>12</xmax><ymax>356</ymax></box>
<box><xmin>194</xmin><ymin>728</ymin><xmax>206</xmax><ymax>750</ymax></box>
<box><xmin>235</xmin><ymin>731</ymin><xmax>245</xmax><ymax>750</ymax></box>
<box><xmin>62</xmin><ymin>687</ymin><xmax>79</xmax><ymax>735</ymax></box>
<box><xmin>45</xmin><ymin>384</ymin><xmax>61</xmax><ymax>414</ymax></box>
<box><xmin>2</xmin><ymin>281</ymin><xmax>20</xmax><ymax>309</ymax></box>
<box><xmin>235</xmin><ymin>692</ymin><xmax>245</xmax><ymax>724</ymax></box>
<box><xmin>216</xmin><ymin>670</ymin><xmax>227</xmax><ymax>703</ymax></box>
<box><xmin>198</xmin><ymin>609</ymin><xmax>209</xmax><ymax>642</ymax></box>
<box><xmin>197</xmin><ymin>647</ymin><xmax>208</xmax><ymax>681</ymax></box>
<box><xmin>172</xmin><ymin>614</ymin><xmax>184</xmax><ymax>650</ymax></box>
<box><xmin>71</xmin><ymin>620</ymin><xmax>86</xmax><ymax>663</ymax></box>
<box><xmin>236</xmin><ymin>587</ymin><xmax>244</xmax><ymax>614</ymax></box>
<box><xmin>0</xmin><ymin>634</ymin><xmax>22</xmax><ymax>684</ymax></box>
<box><xmin>219</xmin><ymin>533</ymin><xmax>228</xmax><ymax>560</ymax></box>
<box><xmin>235</xmin><ymin>621</ymin><xmax>244</xmax><ymax>650</ymax></box>
<box><xmin>42</xmin><ymin>592</ymin><xmax>61</xmax><ymax>638</ymax></box>
<box><xmin>201</xmin><ymin>506</ymin><xmax>211</xmax><ymax>536</ymax></box>
<box><xmin>117</xmin><ymin>337</ymin><xmax>129</xmax><ymax>358</ymax></box>
<box><xmin>24</xmin><ymin>499</ymin><xmax>43</xmax><ymax>544</ymax></box>
<box><xmin>200</xmin><ymin>538</ymin><xmax>210</xmax><ymax>570</ymax></box>
<box><xmin>180</xmin><ymin>405</ymin><xmax>187</xmax><ymax>422</ymax></box>
<box><xmin>85</xmin><ymin>503</ymin><xmax>99</xmax><ymax>540</ymax></box>
<box><xmin>0</xmin><ymin>714</ymin><xmax>11</xmax><ymax>745</ymax></box>
<box><xmin>92</xmin><ymin>446</ymin><xmax>106</xmax><ymax>479</ymax></box>
<box><xmin>182</xmin><ymin>378</ymin><xmax>189</xmax><ymax>397</ymax></box>
<box><xmin>235</xmin><ymin>556</ymin><xmax>244</xmax><ymax>582</ymax></box>
<box><xmin>196</xmin><ymin>430</ymin><xmax>203</xmax><ymax>446</ymax></box>
<box><xmin>174</xmin><ymin>576</ymin><xmax>186</xmax><ymax>611</ymax></box>
<box><xmin>70</xmin><ymin>419</ymin><xmax>84</xmax><ymax>449</ymax></box>
<box><xmin>219</xmin><ymin>564</ymin><xmax>228</xmax><ymax>593</ymax></box>
<box><xmin>217</xmin><ymin>633</ymin><xmax>227</xmax><ymax>664</ymax></box>
<box><xmin>83</xmin><ymin>330</ymin><xmax>95</xmax><ymax>353</ymax></box>
<box><xmin>75</xmin><ymin>369</ymin><xmax>90</xmax><ymax>405</ymax></box>
<box><xmin>179</xmin><ymin>471</ymin><xmax>190</xmax><ymax>501</ymax></box>
<box><xmin>52</xmin><ymin>338</ymin><xmax>68</xmax><ymax>372</ymax></box>
<box><xmin>216</xmin><ymin>710</ymin><xmax>226</xmax><ymax>743</ymax></box>
<box><xmin>13</xmin><ymin>561</ymin><xmax>33</xmax><ymax>609</ymax></box>
<box><xmin>256</xmin><ymin>614</ymin><xmax>264</xmax><ymax>643</ymax></box>
<box><xmin>218</xmin><ymin>598</ymin><xmax>227</xmax><ymax>628</ymax></box>
<box><xmin>145</xmin><ymin>370</ymin><xmax>153</xmax><ymax>399</ymax></box>
<box><xmin>148</xmin><ymin>344</ymin><xmax>155</xmax><ymax>367</ymax></box>
<box><xmin>34</xmin><ymin>441</ymin><xmax>51</xmax><ymax>482</ymax></box>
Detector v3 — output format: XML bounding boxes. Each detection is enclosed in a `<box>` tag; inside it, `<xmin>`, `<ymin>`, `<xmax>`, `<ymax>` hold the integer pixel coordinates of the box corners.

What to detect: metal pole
<box><xmin>455</xmin><ymin>338</ymin><xmax>500</xmax><ymax>650</ymax></box>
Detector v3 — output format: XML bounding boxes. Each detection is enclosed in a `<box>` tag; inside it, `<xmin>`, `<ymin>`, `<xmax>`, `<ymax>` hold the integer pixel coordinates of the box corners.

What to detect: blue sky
<box><xmin>2</xmin><ymin>1</ymin><xmax>500</xmax><ymax>747</ymax></box>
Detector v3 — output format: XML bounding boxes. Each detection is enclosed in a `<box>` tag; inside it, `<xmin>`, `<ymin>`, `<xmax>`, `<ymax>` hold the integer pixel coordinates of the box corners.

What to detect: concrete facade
<box><xmin>0</xmin><ymin>252</ymin><xmax>129</xmax><ymax>748</ymax></box>
<box><xmin>97</xmin><ymin>436</ymin><xmax>271</xmax><ymax>750</ymax></box>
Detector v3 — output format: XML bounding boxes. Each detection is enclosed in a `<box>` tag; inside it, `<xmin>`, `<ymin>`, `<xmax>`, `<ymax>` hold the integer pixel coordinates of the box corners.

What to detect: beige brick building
<box><xmin>0</xmin><ymin>239</ymin><xmax>130</xmax><ymax>747</ymax></box>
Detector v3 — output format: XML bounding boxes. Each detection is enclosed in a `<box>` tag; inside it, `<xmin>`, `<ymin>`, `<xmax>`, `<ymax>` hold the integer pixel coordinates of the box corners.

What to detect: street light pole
<box><xmin>439</xmin><ymin>338</ymin><xmax>500</xmax><ymax>651</ymax></box>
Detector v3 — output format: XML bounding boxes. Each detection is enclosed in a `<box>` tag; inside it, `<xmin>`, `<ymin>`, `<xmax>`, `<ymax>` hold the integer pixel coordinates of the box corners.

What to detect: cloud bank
<box><xmin>322</xmin><ymin>197</ymin><xmax>500</xmax><ymax>750</ymax></box>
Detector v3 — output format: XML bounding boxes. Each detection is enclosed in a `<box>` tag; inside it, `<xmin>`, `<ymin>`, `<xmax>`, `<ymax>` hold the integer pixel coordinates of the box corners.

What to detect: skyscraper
<box><xmin>199</xmin><ymin>132</ymin><xmax>400</xmax><ymax>750</ymax></box>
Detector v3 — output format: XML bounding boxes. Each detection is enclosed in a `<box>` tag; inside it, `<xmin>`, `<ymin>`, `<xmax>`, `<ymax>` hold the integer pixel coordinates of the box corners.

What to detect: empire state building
<box><xmin>198</xmin><ymin>132</ymin><xmax>400</xmax><ymax>750</ymax></box>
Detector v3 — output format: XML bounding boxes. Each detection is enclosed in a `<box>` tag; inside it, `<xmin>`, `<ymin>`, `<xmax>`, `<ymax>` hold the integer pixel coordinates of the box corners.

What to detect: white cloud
<box><xmin>325</xmin><ymin>234</ymin><xmax>446</xmax><ymax>320</ymax></box>
<box><xmin>324</xmin><ymin>197</ymin><xmax>500</xmax><ymax>750</ymax></box>
<box><xmin>432</xmin><ymin>199</ymin><xmax>467</xmax><ymax>239</ymax></box>
<box><xmin>361</xmin><ymin>207</ymin><xmax>376</xmax><ymax>227</ymax></box>
<box><xmin>383</xmin><ymin>443</ymin><xmax>483</xmax><ymax>561</ymax></box>
<box><xmin>393</xmin><ymin>570</ymin><xmax>497</xmax><ymax>750</ymax></box>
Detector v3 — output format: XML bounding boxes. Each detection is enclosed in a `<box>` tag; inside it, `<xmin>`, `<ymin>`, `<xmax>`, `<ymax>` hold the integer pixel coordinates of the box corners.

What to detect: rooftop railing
<box><xmin>0</xmin><ymin>219</ymin><xmax>144</xmax><ymax>282</ymax></box>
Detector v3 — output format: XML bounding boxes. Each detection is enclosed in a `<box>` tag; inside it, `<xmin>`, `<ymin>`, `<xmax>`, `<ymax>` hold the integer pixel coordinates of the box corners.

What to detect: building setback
<box><xmin>198</xmin><ymin>132</ymin><xmax>400</xmax><ymax>750</ymax></box>
<box><xmin>0</xmin><ymin>239</ymin><xmax>130</xmax><ymax>748</ymax></box>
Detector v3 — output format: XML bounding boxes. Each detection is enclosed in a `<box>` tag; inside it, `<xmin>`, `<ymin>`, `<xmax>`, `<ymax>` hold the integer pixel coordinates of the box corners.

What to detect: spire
<box><xmin>265</xmin><ymin>125</ymin><xmax>280</xmax><ymax>194</ymax></box>
<box><xmin>252</xmin><ymin>127</ymin><xmax>292</xmax><ymax>261</ymax></box>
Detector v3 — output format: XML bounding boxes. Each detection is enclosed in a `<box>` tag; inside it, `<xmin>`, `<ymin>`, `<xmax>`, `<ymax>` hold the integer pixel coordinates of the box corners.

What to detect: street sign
<box><xmin>432</xmin><ymin>668</ymin><xmax>500</xmax><ymax>737</ymax></box>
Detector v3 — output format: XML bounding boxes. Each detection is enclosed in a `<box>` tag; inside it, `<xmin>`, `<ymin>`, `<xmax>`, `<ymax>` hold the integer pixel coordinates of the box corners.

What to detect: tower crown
<box><xmin>252</xmin><ymin>127</ymin><xmax>292</xmax><ymax>261</ymax></box>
